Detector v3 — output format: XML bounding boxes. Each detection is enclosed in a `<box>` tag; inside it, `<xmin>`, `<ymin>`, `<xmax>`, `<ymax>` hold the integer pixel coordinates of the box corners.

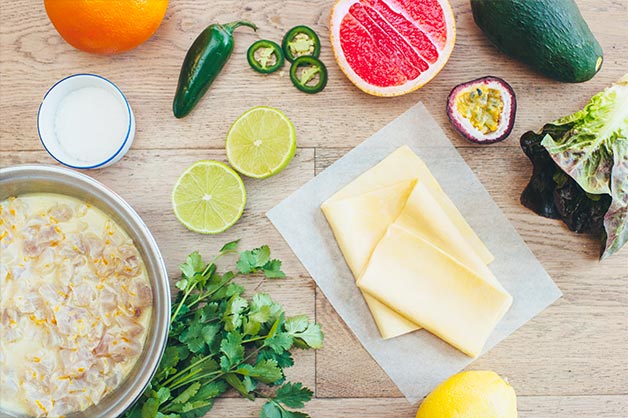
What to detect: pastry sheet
<box><xmin>267</xmin><ymin>102</ymin><xmax>562</xmax><ymax>403</ymax></box>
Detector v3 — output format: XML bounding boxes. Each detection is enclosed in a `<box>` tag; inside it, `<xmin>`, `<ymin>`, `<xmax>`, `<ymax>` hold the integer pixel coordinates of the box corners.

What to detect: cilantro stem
<box><xmin>243</xmin><ymin>345</ymin><xmax>264</xmax><ymax>363</ymax></box>
<box><xmin>211</xmin><ymin>248</ymin><xmax>238</xmax><ymax>265</ymax></box>
<box><xmin>169</xmin><ymin>369</ymin><xmax>222</xmax><ymax>391</ymax></box>
<box><xmin>162</xmin><ymin>399</ymin><xmax>214</xmax><ymax>414</ymax></box>
<box><xmin>169</xmin><ymin>370</ymin><xmax>224</xmax><ymax>391</ymax></box>
<box><xmin>170</xmin><ymin>285</ymin><xmax>195</xmax><ymax>326</ymax></box>
<box><xmin>241</xmin><ymin>334</ymin><xmax>268</xmax><ymax>344</ymax></box>
<box><xmin>185</xmin><ymin>273</ymin><xmax>238</xmax><ymax>311</ymax></box>
<box><xmin>170</xmin><ymin>263</ymin><xmax>217</xmax><ymax>326</ymax></box>
<box><xmin>168</xmin><ymin>347</ymin><xmax>265</xmax><ymax>393</ymax></box>
<box><xmin>161</xmin><ymin>354</ymin><xmax>217</xmax><ymax>387</ymax></box>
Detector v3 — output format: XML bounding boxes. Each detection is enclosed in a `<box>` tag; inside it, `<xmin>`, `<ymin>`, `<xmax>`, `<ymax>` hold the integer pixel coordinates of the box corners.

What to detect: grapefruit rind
<box><xmin>330</xmin><ymin>0</ymin><xmax>456</xmax><ymax>97</ymax></box>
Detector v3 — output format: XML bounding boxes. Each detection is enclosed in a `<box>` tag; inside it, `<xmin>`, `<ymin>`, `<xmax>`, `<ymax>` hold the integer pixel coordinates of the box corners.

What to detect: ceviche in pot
<box><xmin>0</xmin><ymin>166</ymin><xmax>170</xmax><ymax>418</ymax></box>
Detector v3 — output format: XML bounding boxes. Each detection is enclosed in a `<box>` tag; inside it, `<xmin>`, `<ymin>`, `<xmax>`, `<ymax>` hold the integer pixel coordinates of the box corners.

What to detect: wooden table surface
<box><xmin>1</xmin><ymin>0</ymin><xmax>627</xmax><ymax>417</ymax></box>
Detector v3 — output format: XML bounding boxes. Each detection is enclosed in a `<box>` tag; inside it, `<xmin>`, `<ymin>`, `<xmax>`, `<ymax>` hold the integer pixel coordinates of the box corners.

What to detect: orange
<box><xmin>44</xmin><ymin>0</ymin><xmax>169</xmax><ymax>54</ymax></box>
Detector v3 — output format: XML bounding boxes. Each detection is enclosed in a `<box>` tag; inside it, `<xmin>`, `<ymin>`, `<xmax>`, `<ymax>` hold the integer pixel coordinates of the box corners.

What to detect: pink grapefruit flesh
<box><xmin>330</xmin><ymin>0</ymin><xmax>456</xmax><ymax>96</ymax></box>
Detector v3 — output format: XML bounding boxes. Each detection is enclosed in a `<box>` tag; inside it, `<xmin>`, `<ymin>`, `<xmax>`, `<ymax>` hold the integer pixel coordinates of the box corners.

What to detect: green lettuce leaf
<box><xmin>538</xmin><ymin>74</ymin><xmax>628</xmax><ymax>258</ymax></box>
<box><xmin>520</xmin><ymin>131</ymin><xmax>611</xmax><ymax>235</ymax></box>
<box><xmin>603</xmin><ymin>140</ymin><xmax>628</xmax><ymax>257</ymax></box>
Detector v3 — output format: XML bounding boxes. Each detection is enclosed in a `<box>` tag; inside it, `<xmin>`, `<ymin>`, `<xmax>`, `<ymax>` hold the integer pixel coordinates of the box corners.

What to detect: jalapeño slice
<box><xmin>282</xmin><ymin>25</ymin><xmax>321</xmax><ymax>63</ymax></box>
<box><xmin>247</xmin><ymin>40</ymin><xmax>285</xmax><ymax>74</ymax></box>
<box><xmin>290</xmin><ymin>56</ymin><xmax>327</xmax><ymax>94</ymax></box>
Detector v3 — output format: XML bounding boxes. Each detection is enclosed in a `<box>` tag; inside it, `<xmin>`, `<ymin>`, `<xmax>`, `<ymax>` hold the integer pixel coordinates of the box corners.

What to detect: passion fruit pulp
<box><xmin>446</xmin><ymin>76</ymin><xmax>516</xmax><ymax>144</ymax></box>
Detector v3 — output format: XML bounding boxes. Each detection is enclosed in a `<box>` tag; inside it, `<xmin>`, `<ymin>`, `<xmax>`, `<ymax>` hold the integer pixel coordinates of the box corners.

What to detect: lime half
<box><xmin>172</xmin><ymin>160</ymin><xmax>246</xmax><ymax>234</ymax></box>
<box><xmin>226</xmin><ymin>106</ymin><xmax>297</xmax><ymax>179</ymax></box>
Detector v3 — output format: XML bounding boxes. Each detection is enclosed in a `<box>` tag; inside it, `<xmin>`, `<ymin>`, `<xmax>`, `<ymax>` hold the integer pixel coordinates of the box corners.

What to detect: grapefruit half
<box><xmin>330</xmin><ymin>0</ymin><xmax>456</xmax><ymax>96</ymax></box>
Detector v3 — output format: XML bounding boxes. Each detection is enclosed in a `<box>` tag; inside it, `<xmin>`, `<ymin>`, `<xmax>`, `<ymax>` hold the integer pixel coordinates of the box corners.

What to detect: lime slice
<box><xmin>172</xmin><ymin>160</ymin><xmax>246</xmax><ymax>234</ymax></box>
<box><xmin>226</xmin><ymin>106</ymin><xmax>297</xmax><ymax>179</ymax></box>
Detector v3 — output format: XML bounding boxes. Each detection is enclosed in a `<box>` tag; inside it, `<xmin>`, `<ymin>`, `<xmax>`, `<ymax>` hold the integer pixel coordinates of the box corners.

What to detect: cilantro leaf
<box><xmin>199</xmin><ymin>302</ymin><xmax>220</xmax><ymax>323</ymax></box>
<box><xmin>190</xmin><ymin>381</ymin><xmax>227</xmax><ymax>401</ymax></box>
<box><xmin>172</xmin><ymin>382</ymin><xmax>200</xmax><ymax>404</ymax></box>
<box><xmin>285</xmin><ymin>316</ymin><xmax>323</xmax><ymax>349</ymax></box>
<box><xmin>242</xmin><ymin>375</ymin><xmax>257</xmax><ymax>393</ymax></box>
<box><xmin>209</xmin><ymin>273</ymin><xmax>243</xmax><ymax>301</ymax></box>
<box><xmin>171</xmin><ymin>303</ymin><xmax>190</xmax><ymax>324</ymax></box>
<box><xmin>180</xmin><ymin>252</ymin><xmax>204</xmax><ymax>278</ymax></box>
<box><xmin>274</xmin><ymin>382</ymin><xmax>313</xmax><ymax>408</ymax></box>
<box><xmin>262</xmin><ymin>259</ymin><xmax>286</xmax><ymax>278</ymax></box>
<box><xmin>175</xmin><ymin>278</ymin><xmax>189</xmax><ymax>291</ymax></box>
<box><xmin>260</xmin><ymin>402</ymin><xmax>282</xmax><ymax>418</ymax></box>
<box><xmin>237</xmin><ymin>245</ymin><xmax>271</xmax><ymax>273</ymax></box>
<box><xmin>249</xmin><ymin>303</ymin><xmax>271</xmax><ymax>323</ymax></box>
<box><xmin>260</xmin><ymin>400</ymin><xmax>310</xmax><ymax>418</ymax></box>
<box><xmin>236</xmin><ymin>359</ymin><xmax>283</xmax><ymax>384</ymax></box>
<box><xmin>156</xmin><ymin>346</ymin><xmax>187</xmax><ymax>380</ymax></box>
<box><xmin>264</xmin><ymin>332</ymin><xmax>294</xmax><ymax>354</ymax></box>
<box><xmin>257</xmin><ymin>348</ymin><xmax>295</xmax><ymax>368</ymax></box>
<box><xmin>262</xmin><ymin>315</ymin><xmax>294</xmax><ymax>353</ymax></box>
<box><xmin>178</xmin><ymin>322</ymin><xmax>220</xmax><ymax>354</ymax></box>
<box><xmin>156</xmin><ymin>387</ymin><xmax>170</xmax><ymax>405</ymax></box>
<box><xmin>243</xmin><ymin>300</ymin><xmax>272</xmax><ymax>336</ymax></box>
<box><xmin>220</xmin><ymin>240</ymin><xmax>240</xmax><ymax>252</ymax></box>
<box><xmin>219</xmin><ymin>331</ymin><xmax>244</xmax><ymax>368</ymax></box>
<box><xmin>224</xmin><ymin>373</ymin><xmax>255</xmax><ymax>400</ymax></box>
<box><xmin>171</xmin><ymin>401</ymin><xmax>214</xmax><ymax>417</ymax></box>
<box><xmin>251</xmin><ymin>293</ymin><xmax>283</xmax><ymax>323</ymax></box>
<box><xmin>140</xmin><ymin>397</ymin><xmax>159</xmax><ymax>418</ymax></box>
<box><xmin>223</xmin><ymin>295</ymin><xmax>248</xmax><ymax>331</ymax></box>
<box><xmin>156</xmin><ymin>413</ymin><xmax>180</xmax><ymax>418</ymax></box>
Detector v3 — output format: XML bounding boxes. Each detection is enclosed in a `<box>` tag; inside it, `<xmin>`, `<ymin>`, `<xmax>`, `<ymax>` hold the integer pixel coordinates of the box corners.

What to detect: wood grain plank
<box><xmin>2</xmin><ymin>0</ymin><xmax>628</xmax><ymax>416</ymax></box>
<box><xmin>1</xmin><ymin>0</ymin><xmax>627</xmax><ymax>151</ymax></box>
<box><xmin>208</xmin><ymin>395</ymin><xmax>628</xmax><ymax>418</ymax></box>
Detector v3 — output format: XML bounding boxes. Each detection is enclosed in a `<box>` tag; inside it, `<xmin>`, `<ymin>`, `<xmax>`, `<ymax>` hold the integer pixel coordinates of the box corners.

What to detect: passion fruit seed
<box><xmin>455</xmin><ymin>86</ymin><xmax>505</xmax><ymax>134</ymax></box>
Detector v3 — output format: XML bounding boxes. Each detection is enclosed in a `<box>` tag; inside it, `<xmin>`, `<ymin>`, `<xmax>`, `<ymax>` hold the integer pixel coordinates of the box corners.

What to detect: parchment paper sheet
<box><xmin>267</xmin><ymin>102</ymin><xmax>562</xmax><ymax>403</ymax></box>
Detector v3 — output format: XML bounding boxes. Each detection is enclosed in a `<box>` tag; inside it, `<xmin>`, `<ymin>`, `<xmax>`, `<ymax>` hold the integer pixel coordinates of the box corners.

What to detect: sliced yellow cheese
<box><xmin>357</xmin><ymin>224</ymin><xmax>512</xmax><ymax>357</ymax></box>
<box><xmin>396</xmin><ymin>182</ymin><xmax>505</xmax><ymax>291</ymax></box>
<box><xmin>328</xmin><ymin>145</ymin><xmax>494</xmax><ymax>265</ymax></box>
<box><xmin>321</xmin><ymin>180</ymin><xmax>421</xmax><ymax>338</ymax></box>
<box><xmin>321</xmin><ymin>179</ymin><xmax>416</xmax><ymax>277</ymax></box>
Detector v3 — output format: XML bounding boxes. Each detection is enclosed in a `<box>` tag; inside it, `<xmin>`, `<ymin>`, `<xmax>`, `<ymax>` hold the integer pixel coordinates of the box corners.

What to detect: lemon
<box><xmin>417</xmin><ymin>371</ymin><xmax>517</xmax><ymax>418</ymax></box>
<box><xmin>172</xmin><ymin>160</ymin><xmax>246</xmax><ymax>234</ymax></box>
<box><xmin>226</xmin><ymin>106</ymin><xmax>296</xmax><ymax>179</ymax></box>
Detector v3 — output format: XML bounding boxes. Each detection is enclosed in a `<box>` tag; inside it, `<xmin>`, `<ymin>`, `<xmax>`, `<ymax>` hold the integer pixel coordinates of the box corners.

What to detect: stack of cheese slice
<box><xmin>321</xmin><ymin>146</ymin><xmax>512</xmax><ymax>357</ymax></box>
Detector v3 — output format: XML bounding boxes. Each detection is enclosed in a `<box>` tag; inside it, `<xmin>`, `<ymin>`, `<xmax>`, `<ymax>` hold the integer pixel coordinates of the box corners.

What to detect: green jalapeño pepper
<box><xmin>290</xmin><ymin>56</ymin><xmax>327</xmax><ymax>94</ymax></box>
<box><xmin>247</xmin><ymin>40</ymin><xmax>285</xmax><ymax>74</ymax></box>
<box><xmin>282</xmin><ymin>25</ymin><xmax>321</xmax><ymax>63</ymax></box>
<box><xmin>173</xmin><ymin>21</ymin><xmax>257</xmax><ymax>118</ymax></box>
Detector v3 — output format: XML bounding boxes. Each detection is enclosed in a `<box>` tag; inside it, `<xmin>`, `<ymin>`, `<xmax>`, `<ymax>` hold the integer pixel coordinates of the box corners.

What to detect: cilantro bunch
<box><xmin>123</xmin><ymin>241</ymin><xmax>323</xmax><ymax>418</ymax></box>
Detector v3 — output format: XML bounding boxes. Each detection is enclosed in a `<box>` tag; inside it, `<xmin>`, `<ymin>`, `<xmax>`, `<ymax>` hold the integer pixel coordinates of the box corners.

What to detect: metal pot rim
<box><xmin>0</xmin><ymin>164</ymin><xmax>171</xmax><ymax>418</ymax></box>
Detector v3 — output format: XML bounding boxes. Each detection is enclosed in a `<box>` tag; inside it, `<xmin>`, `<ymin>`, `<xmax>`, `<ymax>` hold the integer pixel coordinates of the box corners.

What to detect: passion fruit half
<box><xmin>446</xmin><ymin>76</ymin><xmax>516</xmax><ymax>144</ymax></box>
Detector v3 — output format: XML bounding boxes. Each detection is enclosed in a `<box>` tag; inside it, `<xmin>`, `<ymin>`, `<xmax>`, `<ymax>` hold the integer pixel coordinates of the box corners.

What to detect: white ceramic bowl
<box><xmin>37</xmin><ymin>73</ymin><xmax>136</xmax><ymax>169</ymax></box>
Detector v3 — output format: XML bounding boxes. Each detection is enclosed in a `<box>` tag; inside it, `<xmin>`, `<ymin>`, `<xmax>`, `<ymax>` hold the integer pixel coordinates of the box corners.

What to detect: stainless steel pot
<box><xmin>0</xmin><ymin>165</ymin><xmax>170</xmax><ymax>418</ymax></box>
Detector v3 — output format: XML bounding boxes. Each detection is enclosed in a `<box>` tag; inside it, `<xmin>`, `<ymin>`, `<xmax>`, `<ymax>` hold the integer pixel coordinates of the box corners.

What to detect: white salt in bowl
<box><xmin>37</xmin><ymin>73</ymin><xmax>136</xmax><ymax>169</ymax></box>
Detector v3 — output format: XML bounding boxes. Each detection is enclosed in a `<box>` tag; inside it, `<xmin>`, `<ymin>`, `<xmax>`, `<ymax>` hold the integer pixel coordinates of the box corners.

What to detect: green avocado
<box><xmin>471</xmin><ymin>0</ymin><xmax>603</xmax><ymax>83</ymax></box>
